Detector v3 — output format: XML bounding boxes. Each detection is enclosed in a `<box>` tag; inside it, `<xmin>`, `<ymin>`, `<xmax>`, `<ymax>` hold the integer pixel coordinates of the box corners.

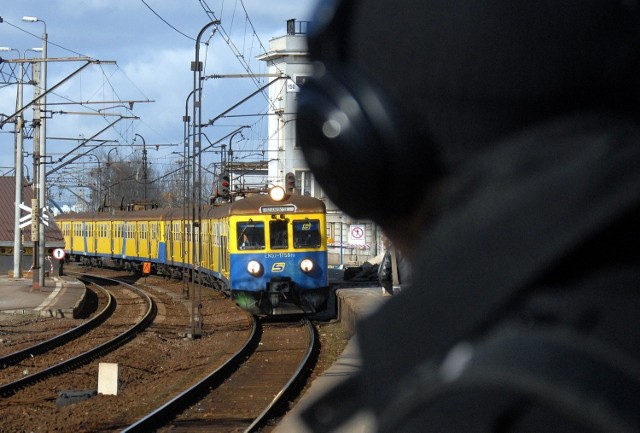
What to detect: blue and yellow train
<box><xmin>56</xmin><ymin>186</ymin><xmax>329</xmax><ymax>315</ymax></box>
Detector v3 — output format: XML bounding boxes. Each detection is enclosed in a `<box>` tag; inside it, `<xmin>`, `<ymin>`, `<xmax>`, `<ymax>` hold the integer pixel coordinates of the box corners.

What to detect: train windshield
<box><xmin>293</xmin><ymin>219</ymin><xmax>321</xmax><ymax>248</ymax></box>
<box><xmin>270</xmin><ymin>220</ymin><xmax>289</xmax><ymax>249</ymax></box>
<box><xmin>237</xmin><ymin>221</ymin><xmax>265</xmax><ymax>250</ymax></box>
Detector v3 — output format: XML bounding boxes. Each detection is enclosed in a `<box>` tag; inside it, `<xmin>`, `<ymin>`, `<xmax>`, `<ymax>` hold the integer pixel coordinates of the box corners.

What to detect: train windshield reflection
<box><xmin>270</xmin><ymin>220</ymin><xmax>289</xmax><ymax>249</ymax></box>
<box><xmin>237</xmin><ymin>221</ymin><xmax>265</xmax><ymax>250</ymax></box>
<box><xmin>293</xmin><ymin>219</ymin><xmax>321</xmax><ymax>248</ymax></box>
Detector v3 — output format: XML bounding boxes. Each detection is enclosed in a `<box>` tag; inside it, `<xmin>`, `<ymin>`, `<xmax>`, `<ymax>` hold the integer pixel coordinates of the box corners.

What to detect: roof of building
<box><xmin>0</xmin><ymin>176</ymin><xmax>64</xmax><ymax>245</ymax></box>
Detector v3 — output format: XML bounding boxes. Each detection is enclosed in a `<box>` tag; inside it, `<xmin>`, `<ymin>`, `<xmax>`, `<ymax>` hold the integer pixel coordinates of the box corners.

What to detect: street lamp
<box><xmin>106</xmin><ymin>147</ymin><xmax>118</xmax><ymax>209</ymax></box>
<box><xmin>225</xmin><ymin>128</ymin><xmax>247</xmax><ymax>193</ymax></box>
<box><xmin>23</xmin><ymin>15</ymin><xmax>48</xmax><ymax>289</ymax></box>
<box><xmin>185</xmin><ymin>19</ymin><xmax>220</xmax><ymax>338</ymax></box>
<box><xmin>85</xmin><ymin>154</ymin><xmax>102</xmax><ymax>210</ymax></box>
<box><xmin>227</xmin><ymin>128</ymin><xmax>246</xmax><ymax>165</ymax></box>
<box><xmin>134</xmin><ymin>134</ymin><xmax>148</xmax><ymax>202</ymax></box>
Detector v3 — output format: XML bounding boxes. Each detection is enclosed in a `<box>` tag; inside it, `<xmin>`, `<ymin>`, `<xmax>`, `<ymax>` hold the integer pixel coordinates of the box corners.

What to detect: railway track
<box><xmin>125</xmin><ymin>318</ymin><xmax>317</xmax><ymax>432</ymax></box>
<box><xmin>0</xmin><ymin>281</ymin><xmax>112</xmax><ymax>368</ymax></box>
<box><xmin>0</xmin><ymin>267</ymin><xmax>256</xmax><ymax>432</ymax></box>
<box><xmin>0</xmin><ymin>266</ymin><xmax>344</xmax><ymax>432</ymax></box>
<box><xmin>0</xmin><ymin>274</ymin><xmax>155</xmax><ymax>397</ymax></box>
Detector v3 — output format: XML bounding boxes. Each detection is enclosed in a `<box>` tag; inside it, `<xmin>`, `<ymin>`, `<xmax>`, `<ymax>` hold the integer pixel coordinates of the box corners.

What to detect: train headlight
<box><xmin>247</xmin><ymin>260</ymin><xmax>263</xmax><ymax>277</ymax></box>
<box><xmin>300</xmin><ymin>258</ymin><xmax>314</xmax><ymax>273</ymax></box>
<box><xmin>269</xmin><ymin>186</ymin><xmax>286</xmax><ymax>202</ymax></box>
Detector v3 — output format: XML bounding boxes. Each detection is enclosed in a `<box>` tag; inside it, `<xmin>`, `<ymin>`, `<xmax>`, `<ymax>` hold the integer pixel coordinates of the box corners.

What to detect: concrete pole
<box><xmin>13</xmin><ymin>59</ymin><xmax>24</xmax><ymax>278</ymax></box>
<box><xmin>31</xmin><ymin>59</ymin><xmax>41</xmax><ymax>289</ymax></box>
<box><xmin>38</xmin><ymin>27</ymin><xmax>48</xmax><ymax>287</ymax></box>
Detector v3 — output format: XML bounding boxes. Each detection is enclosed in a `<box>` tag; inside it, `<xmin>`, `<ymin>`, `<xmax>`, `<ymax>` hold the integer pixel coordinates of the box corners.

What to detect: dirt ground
<box><xmin>0</xmin><ymin>274</ymin><xmax>350</xmax><ymax>432</ymax></box>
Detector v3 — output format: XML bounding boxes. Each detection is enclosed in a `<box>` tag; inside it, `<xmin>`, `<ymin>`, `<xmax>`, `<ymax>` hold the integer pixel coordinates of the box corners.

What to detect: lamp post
<box><xmin>106</xmin><ymin>147</ymin><xmax>118</xmax><ymax>209</ymax></box>
<box><xmin>134</xmin><ymin>134</ymin><xmax>148</xmax><ymax>202</ymax></box>
<box><xmin>23</xmin><ymin>16</ymin><xmax>47</xmax><ymax>288</ymax></box>
<box><xmin>85</xmin><ymin>154</ymin><xmax>102</xmax><ymax>210</ymax></box>
<box><xmin>226</xmin><ymin>127</ymin><xmax>246</xmax><ymax>194</ymax></box>
<box><xmin>187</xmin><ymin>19</ymin><xmax>220</xmax><ymax>338</ymax></box>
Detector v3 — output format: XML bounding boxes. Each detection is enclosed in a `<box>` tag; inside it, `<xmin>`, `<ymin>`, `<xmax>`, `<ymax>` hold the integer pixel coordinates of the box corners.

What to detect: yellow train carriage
<box><xmin>95</xmin><ymin>220</ymin><xmax>112</xmax><ymax>256</ymax></box>
<box><xmin>60</xmin><ymin>213</ymin><xmax>105</xmax><ymax>264</ymax></box>
<box><xmin>164</xmin><ymin>209</ymin><xmax>190</xmax><ymax>268</ymax></box>
<box><xmin>58</xmin><ymin>206</ymin><xmax>167</xmax><ymax>270</ymax></box>
<box><xmin>56</xmin><ymin>187</ymin><xmax>329</xmax><ymax>315</ymax></box>
<box><xmin>119</xmin><ymin>207</ymin><xmax>169</xmax><ymax>268</ymax></box>
<box><xmin>203</xmin><ymin>205</ymin><xmax>231</xmax><ymax>285</ymax></box>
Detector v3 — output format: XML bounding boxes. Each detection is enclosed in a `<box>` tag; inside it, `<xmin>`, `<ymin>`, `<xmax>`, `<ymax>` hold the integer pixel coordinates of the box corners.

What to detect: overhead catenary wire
<box><xmin>133</xmin><ymin>0</ymin><xmax>277</xmax><ymax>155</ymax></box>
<box><xmin>0</xmin><ymin>15</ymin><xmax>153</xmax><ymax>151</ymax></box>
<box><xmin>197</xmin><ymin>0</ymin><xmax>281</xmax><ymax>114</ymax></box>
<box><xmin>140</xmin><ymin>0</ymin><xmax>197</xmax><ymax>41</ymax></box>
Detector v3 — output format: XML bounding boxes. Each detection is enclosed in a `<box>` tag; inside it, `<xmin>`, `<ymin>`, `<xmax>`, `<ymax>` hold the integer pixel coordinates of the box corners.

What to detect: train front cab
<box><xmin>228</xmin><ymin>197</ymin><xmax>328</xmax><ymax>315</ymax></box>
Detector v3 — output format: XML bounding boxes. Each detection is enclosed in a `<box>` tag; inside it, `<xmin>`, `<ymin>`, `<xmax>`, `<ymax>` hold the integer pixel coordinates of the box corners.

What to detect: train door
<box><xmin>202</xmin><ymin>219</ymin><xmax>211</xmax><ymax>271</ymax></box>
<box><xmin>135</xmin><ymin>221</ymin><xmax>140</xmax><ymax>259</ymax></box>
<box><xmin>147</xmin><ymin>223</ymin><xmax>152</xmax><ymax>258</ymax></box>
<box><xmin>109</xmin><ymin>221</ymin><xmax>114</xmax><ymax>256</ymax></box>
<box><xmin>121</xmin><ymin>222</ymin><xmax>127</xmax><ymax>258</ymax></box>
<box><xmin>138</xmin><ymin>222</ymin><xmax>148</xmax><ymax>259</ymax></box>
<box><xmin>156</xmin><ymin>221</ymin><xmax>167</xmax><ymax>263</ymax></box>
<box><xmin>269</xmin><ymin>219</ymin><xmax>289</xmax><ymax>250</ymax></box>
<box><xmin>166</xmin><ymin>222</ymin><xmax>173</xmax><ymax>263</ymax></box>
<box><xmin>115</xmin><ymin>222</ymin><xmax>123</xmax><ymax>258</ymax></box>
<box><xmin>149</xmin><ymin>222</ymin><xmax>156</xmax><ymax>260</ymax></box>
<box><xmin>213</xmin><ymin>220</ymin><xmax>221</xmax><ymax>272</ymax></box>
<box><xmin>90</xmin><ymin>221</ymin><xmax>97</xmax><ymax>255</ymax></box>
<box><xmin>220</xmin><ymin>219</ymin><xmax>229</xmax><ymax>275</ymax></box>
<box><xmin>177</xmin><ymin>220</ymin><xmax>184</xmax><ymax>264</ymax></box>
<box><xmin>221</xmin><ymin>235</ymin><xmax>227</xmax><ymax>273</ymax></box>
<box><xmin>209</xmin><ymin>220</ymin><xmax>216</xmax><ymax>271</ymax></box>
<box><xmin>82</xmin><ymin>222</ymin><xmax>88</xmax><ymax>255</ymax></box>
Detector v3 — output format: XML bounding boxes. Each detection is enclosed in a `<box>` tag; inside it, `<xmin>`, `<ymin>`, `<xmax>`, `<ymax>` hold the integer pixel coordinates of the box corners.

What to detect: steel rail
<box><xmin>0</xmin><ymin>280</ymin><xmax>113</xmax><ymax>368</ymax></box>
<box><xmin>0</xmin><ymin>274</ymin><xmax>155</xmax><ymax>397</ymax></box>
<box><xmin>244</xmin><ymin>317</ymin><xmax>317</xmax><ymax>432</ymax></box>
<box><xmin>122</xmin><ymin>312</ymin><xmax>257</xmax><ymax>432</ymax></box>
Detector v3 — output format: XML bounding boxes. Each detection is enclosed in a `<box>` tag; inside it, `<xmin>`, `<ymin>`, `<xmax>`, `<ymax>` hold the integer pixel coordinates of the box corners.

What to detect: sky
<box><xmin>0</xmin><ymin>0</ymin><xmax>318</xmax><ymax>205</ymax></box>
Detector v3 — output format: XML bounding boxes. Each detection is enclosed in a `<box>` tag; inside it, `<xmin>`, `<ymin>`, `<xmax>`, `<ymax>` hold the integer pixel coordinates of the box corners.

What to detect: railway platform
<box><xmin>275</xmin><ymin>286</ymin><xmax>388</xmax><ymax>433</ymax></box>
<box><xmin>0</xmin><ymin>275</ymin><xmax>86</xmax><ymax>318</ymax></box>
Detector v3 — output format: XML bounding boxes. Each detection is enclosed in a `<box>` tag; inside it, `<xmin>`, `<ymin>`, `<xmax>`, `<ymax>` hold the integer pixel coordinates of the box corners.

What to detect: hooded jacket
<box><xmin>298</xmin><ymin>0</ymin><xmax>640</xmax><ymax>430</ymax></box>
<box><xmin>303</xmin><ymin>110</ymin><xmax>640</xmax><ymax>432</ymax></box>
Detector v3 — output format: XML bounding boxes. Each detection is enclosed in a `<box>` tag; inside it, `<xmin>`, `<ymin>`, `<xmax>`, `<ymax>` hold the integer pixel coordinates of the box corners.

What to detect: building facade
<box><xmin>258</xmin><ymin>20</ymin><xmax>383</xmax><ymax>266</ymax></box>
<box><xmin>0</xmin><ymin>176</ymin><xmax>64</xmax><ymax>276</ymax></box>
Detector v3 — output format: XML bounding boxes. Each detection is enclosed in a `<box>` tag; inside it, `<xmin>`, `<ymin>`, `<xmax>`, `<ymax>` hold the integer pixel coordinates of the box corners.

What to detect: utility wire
<box><xmin>140</xmin><ymin>0</ymin><xmax>197</xmax><ymax>41</ymax></box>
<box><xmin>197</xmin><ymin>0</ymin><xmax>281</xmax><ymax>113</ymax></box>
<box><xmin>1</xmin><ymin>15</ymin><xmax>149</xmax><ymax>147</ymax></box>
<box><xmin>239</xmin><ymin>0</ymin><xmax>286</xmax><ymax>77</ymax></box>
<box><xmin>0</xmin><ymin>17</ymin><xmax>91</xmax><ymax>59</ymax></box>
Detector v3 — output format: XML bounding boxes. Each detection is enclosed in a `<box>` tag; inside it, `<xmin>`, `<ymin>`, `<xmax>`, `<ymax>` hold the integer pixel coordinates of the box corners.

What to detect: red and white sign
<box><xmin>52</xmin><ymin>248</ymin><xmax>66</xmax><ymax>260</ymax></box>
<box><xmin>349</xmin><ymin>224</ymin><xmax>366</xmax><ymax>246</ymax></box>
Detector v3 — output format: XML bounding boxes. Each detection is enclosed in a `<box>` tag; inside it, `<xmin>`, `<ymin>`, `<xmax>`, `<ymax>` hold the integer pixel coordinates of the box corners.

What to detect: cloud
<box><xmin>0</xmin><ymin>0</ymin><xmax>317</xmax><ymax>178</ymax></box>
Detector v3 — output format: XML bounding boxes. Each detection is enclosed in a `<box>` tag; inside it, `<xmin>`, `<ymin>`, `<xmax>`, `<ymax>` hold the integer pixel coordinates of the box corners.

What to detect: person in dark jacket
<box><xmin>378</xmin><ymin>235</ymin><xmax>411</xmax><ymax>296</ymax></box>
<box><xmin>295</xmin><ymin>0</ymin><xmax>640</xmax><ymax>432</ymax></box>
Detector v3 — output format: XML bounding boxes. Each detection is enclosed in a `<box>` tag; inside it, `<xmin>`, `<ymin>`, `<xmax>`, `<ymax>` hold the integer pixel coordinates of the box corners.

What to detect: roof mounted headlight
<box><xmin>269</xmin><ymin>186</ymin><xmax>286</xmax><ymax>202</ymax></box>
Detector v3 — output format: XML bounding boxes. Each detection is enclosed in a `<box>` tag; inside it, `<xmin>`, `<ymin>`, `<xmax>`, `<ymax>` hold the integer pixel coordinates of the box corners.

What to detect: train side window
<box><xmin>293</xmin><ymin>219</ymin><xmax>321</xmax><ymax>248</ymax></box>
<box><xmin>237</xmin><ymin>221</ymin><xmax>265</xmax><ymax>250</ymax></box>
<box><xmin>270</xmin><ymin>220</ymin><xmax>289</xmax><ymax>250</ymax></box>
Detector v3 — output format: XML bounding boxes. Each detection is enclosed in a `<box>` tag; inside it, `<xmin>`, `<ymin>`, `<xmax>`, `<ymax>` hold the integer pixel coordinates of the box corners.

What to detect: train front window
<box><xmin>270</xmin><ymin>220</ymin><xmax>289</xmax><ymax>249</ymax></box>
<box><xmin>237</xmin><ymin>221</ymin><xmax>265</xmax><ymax>250</ymax></box>
<box><xmin>293</xmin><ymin>219</ymin><xmax>321</xmax><ymax>248</ymax></box>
